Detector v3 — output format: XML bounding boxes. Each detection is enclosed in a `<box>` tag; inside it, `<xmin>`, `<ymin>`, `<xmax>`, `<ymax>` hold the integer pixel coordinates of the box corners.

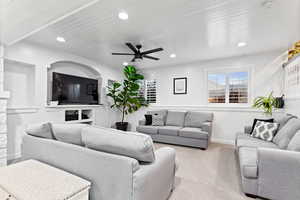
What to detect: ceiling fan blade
<box><xmin>143</xmin><ymin>55</ymin><xmax>160</xmax><ymax>60</ymax></box>
<box><xmin>131</xmin><ymin>57</ymin><xmax>136</xmax><ymax>62</ymax></box>
<box><xmin>126</xmin><ymin>43</ymin><xmax>138</xmax><ymax>54</ymax></box>
<box><xmin>112</xmin><ymin>53</ymin><xmax>135</xmax><ymax>55</ymax></box>
<box><xmin>141</xmin><ymin>48</ymin><xmax>163</xmax><ymax>55</ymax></box>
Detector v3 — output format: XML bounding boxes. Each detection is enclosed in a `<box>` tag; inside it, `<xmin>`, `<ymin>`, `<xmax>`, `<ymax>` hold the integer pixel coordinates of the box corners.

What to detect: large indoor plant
<box><xmin>107</xmin><ymin>65</ymin><xmax>148</xmax><ymax>131</ymax></box>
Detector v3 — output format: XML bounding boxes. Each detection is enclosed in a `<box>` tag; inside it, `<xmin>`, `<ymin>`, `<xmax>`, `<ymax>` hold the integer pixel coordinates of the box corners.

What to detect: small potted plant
<box><xmin>107</xmin><ymin>65</ymin><xmax>148</xmax><ymax>131</ymax></box>
<box><xmin>252</xmin><ymin>92</ymin><xmax>276</xmax><ymax>116</ymax></box>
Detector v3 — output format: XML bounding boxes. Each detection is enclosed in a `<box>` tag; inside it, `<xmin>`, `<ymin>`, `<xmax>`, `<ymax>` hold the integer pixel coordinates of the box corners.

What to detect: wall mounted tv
<box><xmin>52</xmin><ymin>72</ymin><xmax>99</xmax><ymax>105</ymax></box>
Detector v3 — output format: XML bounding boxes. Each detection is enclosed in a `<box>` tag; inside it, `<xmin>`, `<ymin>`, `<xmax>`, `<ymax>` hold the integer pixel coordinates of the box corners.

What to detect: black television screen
<box><xmin>52</xmin><ymin>72</ymin><xmax>99</xmax><ymax>105</ymax></box>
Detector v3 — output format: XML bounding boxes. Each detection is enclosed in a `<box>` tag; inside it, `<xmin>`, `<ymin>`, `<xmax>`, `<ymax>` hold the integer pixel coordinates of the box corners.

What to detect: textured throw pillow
<box><xmin>144</xmin><ymin>114</ymin><xmax>152</xmax><ymax>125</ymax></box>
<box><xmin>152</xmin><ymin>115</ymin><xmax>164</xmax><ymax>126</ymax></box>
<box><xmin>250</xmin><ymin>118</ymin><xmax>274</xmax><ymax>134</ymax></box>
<box><xmin>26</xmin><ymin>122</ymin><xmax>54</xmax><ymax>139</ymax></box>
<box><xmin>251</xmin><ymin>121</ymin><xmax>279</xmax><ymax>142</ymax></box>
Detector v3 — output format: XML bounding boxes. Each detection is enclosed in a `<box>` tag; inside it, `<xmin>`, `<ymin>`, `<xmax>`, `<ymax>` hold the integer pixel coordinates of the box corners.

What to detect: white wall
<box><xmin>143</xmin><ymin>51</ymin><xmax>284</xmax><ymax>105</ymax></box>
<box><xmin>3</xmin><ymin>41</ymin><xmax>122</xmax><ymax>159</ymax></box>
<box><xmin>126</xmin><ymin>51</ymin><xmax>285</xmax><ymax>144</ymax></box>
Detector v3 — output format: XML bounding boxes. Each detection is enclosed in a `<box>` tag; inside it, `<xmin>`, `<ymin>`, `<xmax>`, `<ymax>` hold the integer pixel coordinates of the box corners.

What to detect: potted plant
<box><xmin>107</xmin><ymin>65</ymin><xmax>148</xmax><ymax>131</ymax></box>
<box><xmin>252</xmin><ymin>92</ymin><xmax>276</xmax><ymax>116</ymax></box>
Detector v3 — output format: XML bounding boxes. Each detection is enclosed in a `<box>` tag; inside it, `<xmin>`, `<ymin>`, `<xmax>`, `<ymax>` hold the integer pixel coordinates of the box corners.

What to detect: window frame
<box><xmin>205</xmin><ymin>66</ymin><xmax>252</xmax><ymax>106</ymax></box>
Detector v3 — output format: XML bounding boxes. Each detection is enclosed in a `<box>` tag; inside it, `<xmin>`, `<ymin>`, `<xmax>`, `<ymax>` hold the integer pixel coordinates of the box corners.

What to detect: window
<box><xmin>138</xmin><ymin>80</ymin><xmax>157</xmax><ymax>103</ymax></box>
<box><xmin>207</xmin><ymin>70</ymin><xmax>249</xmax><ymax>104</ymax></box>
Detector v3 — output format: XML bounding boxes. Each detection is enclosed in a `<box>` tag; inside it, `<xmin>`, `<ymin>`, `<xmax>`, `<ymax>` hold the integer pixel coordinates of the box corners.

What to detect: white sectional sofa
<box><xmin>137</xmin><ymin>110</ymin><xmax>214</xmax><ymax>149</ymax></box>
<box><xmin>21</xmin><ymin>123</ymin><xmax>176</xmax><ymax>200</ymax></box>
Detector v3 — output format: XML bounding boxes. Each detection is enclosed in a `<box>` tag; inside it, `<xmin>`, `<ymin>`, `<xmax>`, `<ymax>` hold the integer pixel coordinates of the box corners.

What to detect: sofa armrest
<box><xmin>244</xmin><ymin>125</ymin><xmax>252</xmax><ymax>134</ymax></box>
<box><xmin>202</xmin><ymin>122</ymin><xmax>212</xmax><ymax>137</ymax></box>
<box><xmin>257</xmin><ymin>148</ymin><xmax>300</xmax><ymax>200</ymax></box>
<box><xmin>138</xmin><ymin>119</ymin><xmax>146</xmax><ymax>126</ymax></box>
<box><xmin>133</xmin><ymin>147</ymin><xmax>176</xmax><ymax>200</ymax></box>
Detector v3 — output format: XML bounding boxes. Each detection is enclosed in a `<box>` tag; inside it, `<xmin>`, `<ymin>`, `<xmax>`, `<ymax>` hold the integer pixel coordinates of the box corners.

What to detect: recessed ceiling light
<box><xmin>237</xmin><ymin>42</ymin><xmax>247</xmax><ymax>47</ymax></box>
<box><xmin>170</xmin><ymin>54</ymin><xmax>176</xmax><ymax>58</ymax></box>
<box><xmin>56</xmin><ymin>37</ymin><xmax>66</xmax><ymax>43</ymax></box>
<box><xmin>123</xmin><ymin>62</ymin><xmax>128</xmax><ymax>66</ymax></box>
<box><xmin>118</xmin><ymin>11</ymin><xmax>128</xmax><ymax>20</ymax></box>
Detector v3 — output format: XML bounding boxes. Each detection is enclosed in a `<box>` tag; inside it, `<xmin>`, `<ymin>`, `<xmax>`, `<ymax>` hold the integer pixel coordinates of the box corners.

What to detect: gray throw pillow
<box><xmin>273</xmin><ymin>118</ymin><xmax>300</xmax><ymax>149</ymax></box>
<box><xmin>82</xmin><ymin>127</ymin><xmax>155</xmax><ymax>163</ymax></box>
<box><xmin>184</xmin><ymin>111</ymin><xmax>213</xmax><ymax>128</ymax></box>
<box><xmin>287</xmin><ymin>130</ymin><xmax>300</xmax><ymax>151</ymax></box>
<box><xmin>251</xmin><ymin>121</ymin><xmax>279</xmax><ymax>142</ymax></box>
<box><xmin>51</xmin><ymin>123</ymin><xmax>88</xmax><ymax>146</ymax></box>
<box><xmin>166</xmin><ymin>111</ymin><xmax>186</xmax><ymax>127</ymax></box>
<box><xmin>26</xmin><ymin>122</ymin><xmax>54</xmax><ymax>139</ymax></box>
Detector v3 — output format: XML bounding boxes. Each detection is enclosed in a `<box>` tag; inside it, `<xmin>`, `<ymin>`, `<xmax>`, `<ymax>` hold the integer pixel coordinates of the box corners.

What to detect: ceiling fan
<box><xmin>112</xmin><ymin>42</ymin><xmax>163</xmax><ymax>62</ymax></box>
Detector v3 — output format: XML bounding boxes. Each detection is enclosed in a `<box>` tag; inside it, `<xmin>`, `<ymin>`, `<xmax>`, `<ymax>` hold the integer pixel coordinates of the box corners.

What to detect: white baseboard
<box><xmin>7</xmin><ymin>152</ymin><xmax>21</xmax><ymax>161</ymax></box>
<box><xmin>211</xmin><ymin>138</ymin><xmax>235</xmax><ymax>145</ymax></box>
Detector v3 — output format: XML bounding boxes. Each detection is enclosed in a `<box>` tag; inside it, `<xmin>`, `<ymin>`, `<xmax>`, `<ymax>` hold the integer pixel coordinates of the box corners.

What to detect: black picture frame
<box><xmin>173</xmin><ymin>77</ymin><xmax>187</xmax><ymax>95</ymax></box>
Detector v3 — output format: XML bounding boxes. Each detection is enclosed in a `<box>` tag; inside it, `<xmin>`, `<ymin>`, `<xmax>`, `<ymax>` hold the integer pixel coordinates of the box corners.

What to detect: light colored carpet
<box><xmin>155</xmin><ymin>143</ymin><xmax>257</xmax><ymax>200</ymax></box>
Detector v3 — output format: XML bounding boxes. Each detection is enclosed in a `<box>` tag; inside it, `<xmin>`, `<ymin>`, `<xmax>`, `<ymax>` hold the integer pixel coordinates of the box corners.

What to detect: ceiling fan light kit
<box><xmin>112</xmin><ymin>42</ymin><xmax>164</xmax><ymax>62</ymax></box>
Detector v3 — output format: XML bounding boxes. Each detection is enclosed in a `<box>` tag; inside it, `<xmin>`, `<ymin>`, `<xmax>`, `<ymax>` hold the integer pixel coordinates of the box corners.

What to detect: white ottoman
<box><xmin>0</xmin><ymin>160</ymin><xmax>91</xmax><ymax>200</ymax></box>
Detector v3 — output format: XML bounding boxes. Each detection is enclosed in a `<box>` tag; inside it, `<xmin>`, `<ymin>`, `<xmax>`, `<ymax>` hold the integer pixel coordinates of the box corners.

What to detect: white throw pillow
<box><xmin>82</xmin><ymin>127</ymin><xmax>156</xmax><ymax>163</ymax></box>
<box><xmin>51</xmin><ymin>123</ymin><xmax>88</xmax><ymax>146</ymax></box>
<box><xmin>26</xmin><ymin>122</ymin><xmax>54</xmax><ymax>139</ymax></box>
<box><xmin>251</xmin><ymin>121</ymin><xmax>279</xmax><ymax>142</ymax></box>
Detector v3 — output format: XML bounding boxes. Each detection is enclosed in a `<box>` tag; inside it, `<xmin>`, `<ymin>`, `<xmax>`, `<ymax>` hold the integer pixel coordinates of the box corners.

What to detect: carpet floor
<box><xmin>154</xmin><ymin>143</ymin><xmax>257</xmax><ymax>200</ymax></box>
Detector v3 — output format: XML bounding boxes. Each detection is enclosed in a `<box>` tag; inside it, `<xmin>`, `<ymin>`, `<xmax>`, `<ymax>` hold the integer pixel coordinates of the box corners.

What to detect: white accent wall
<box><xmin>3</xmin><ymin>41</ymin><xmax>122</xmax><ymax>160</ymax></box>
<box><xmin>127</xmin><ymin>50</ymin><xmax>285</xmax><ymax>144</ymax></box>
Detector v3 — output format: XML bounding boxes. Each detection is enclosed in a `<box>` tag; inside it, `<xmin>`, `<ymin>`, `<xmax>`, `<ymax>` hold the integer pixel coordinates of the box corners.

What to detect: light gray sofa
<box><xmin>22</xmin><ymin>124</ymin><xmax>176</xmax><ymax>200</ymax></box>
<box><xmin>236</xmin><ymin>114</ymin><xmax>300</xmax><ymax>200</ymax></box>
<box><xmin>137</xmin><ymin>110</ymin><xmax>214</xmax><ymax>149</ymax></box>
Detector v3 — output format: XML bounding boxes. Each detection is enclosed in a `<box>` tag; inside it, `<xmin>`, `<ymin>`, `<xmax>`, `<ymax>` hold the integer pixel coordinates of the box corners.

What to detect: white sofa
<box><xmin>22</xmin><ymin>124</ymin><xmax>176</xmax><ymax>200</ymax></box>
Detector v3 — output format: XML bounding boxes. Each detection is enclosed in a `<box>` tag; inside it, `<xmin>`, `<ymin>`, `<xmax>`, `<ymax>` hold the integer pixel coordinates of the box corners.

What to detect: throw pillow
<box><xmin>250</xmin><ymin>118</ymin><xmax>274</xmax><ymax>134</ymax></box>
<box><xmin>152</xmin><ymin>114</ymin><xmax>164</xmax><ymax>126</ymax></box>
<box><xmin>144</xmin><ymin>114</ymin><xmax>152</xmax><ymax>125</ymax></box>
<box><xmin>251</xmin><ymin>121</ymin><xmax>279</xmax><ymax>142</ymax></box>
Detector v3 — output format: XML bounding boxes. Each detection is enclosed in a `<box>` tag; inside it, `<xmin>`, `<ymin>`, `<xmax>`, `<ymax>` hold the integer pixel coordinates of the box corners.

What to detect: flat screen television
<box><xmin>52</xmin><ymin>72</ymin><xmax>99</xmax><ymax>105</ymax></box>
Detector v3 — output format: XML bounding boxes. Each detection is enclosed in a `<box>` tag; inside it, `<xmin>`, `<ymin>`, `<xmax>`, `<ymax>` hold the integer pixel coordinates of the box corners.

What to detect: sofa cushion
<box><xmin>184</xmin><ymin>111</ymin><xmax>213</xmax><ymax>128</ymax></box>
<box><xmin>236</xmin><ymin>133</ymin><xmax>279</xmax><ymax>150</ymax></box>
<box><xmin>273</xmin><ymin>118</ymin><xmax>300</xmax><ymax>149</ymax></box>
<box><xmin>26</xmin><ymin>122</ymin><xmax>54</xmax><ymax>139</ymax></box>
<box><xmin>274</xmin><ymin>114</ymin><xmax>296</xmax><ymax>131</ymax></box>
<box><xmin>82</xmin><ymin>127</ymin><xmax>155</xmax><ymax>163</ymax></box>
<box><xmin>166</xmin><ymin>111</ymin><xmax>186</xmax><ymax>127</ymax></box>
<box><xmin>158</xmin><ymin>126</ymin><xmax>181</xmax><ymax>136</ymax></box>
<box><xmin>287</xmin><ymin>130</ymin><xmax>300</xmax><ymax>151</ymax></box>
<box><xmin>179</xmin><ymin>127</ymin><xmax>208</xmax><ymax>139</ymax></box>
<box><xmin>239</xmin><ymin>147</ymin><xmax>258</xmax><ymax>179</ymax></box>
<box><xmin>136</xmin><ymin>125</ymin><xmax>158</xmax><ymax>135</ymax></box>
<box><xmin>51</xmin><ymin>124</ymin><xmax>88</xmax><ymax>146</ymax></box>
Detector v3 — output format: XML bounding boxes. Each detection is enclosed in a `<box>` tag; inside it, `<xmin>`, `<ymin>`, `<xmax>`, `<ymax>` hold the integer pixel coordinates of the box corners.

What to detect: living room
<box><xmin>0</xmin><ymin>0</ymin><xmax>300</xmax><ymax>200</ymax></box>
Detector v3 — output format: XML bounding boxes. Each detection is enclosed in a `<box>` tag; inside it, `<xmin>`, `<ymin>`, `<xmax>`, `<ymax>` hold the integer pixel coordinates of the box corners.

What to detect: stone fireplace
<box><xmin>0</xmin><ymin>46</ymin><xmax>10</xmax><ymax>166</ymax></box>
